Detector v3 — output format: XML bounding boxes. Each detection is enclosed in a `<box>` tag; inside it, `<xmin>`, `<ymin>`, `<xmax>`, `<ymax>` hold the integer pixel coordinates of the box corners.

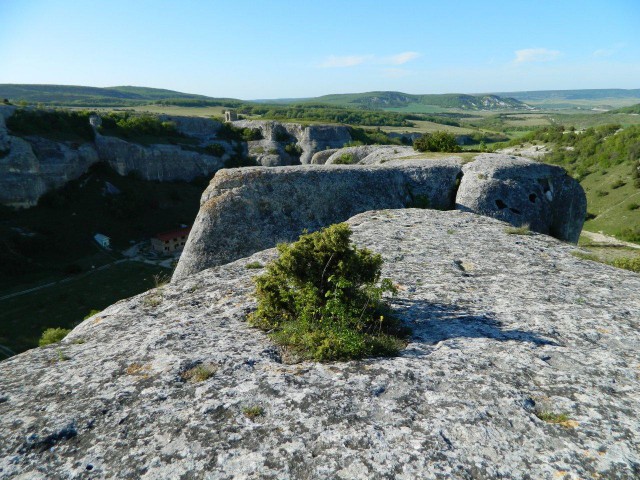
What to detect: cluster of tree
<box><xmin>152</xmin><ymin>98</ymin><xmax>243</xmax><ymax>108</ymax></box>
<box><xmin>99</xmin><ymin>112</ymin><xmax>181</xmax><ymax>140</ymax></box>
<box><xmin>413</xmin><ymin>131</ymin><xmax>460</xmax><ymax>152</ymax></box>
<box><xmin>346</xmin><ymin>127</ymin><xmax>409</xmax><ymax>146</ymax></box>
<box><xmin>215</xmin><ymin>123</ymin><xmax>263</xmax><ymax>142</ymax></box>
<box><xmin>6</xmin><ymin>108</ymin><xmax>96</xmax><ymax>142</ymax></box>
<box><xmin>236</xmin><ymin>104</ymin><xmax>414</xmax><ymax>127</ymax></box>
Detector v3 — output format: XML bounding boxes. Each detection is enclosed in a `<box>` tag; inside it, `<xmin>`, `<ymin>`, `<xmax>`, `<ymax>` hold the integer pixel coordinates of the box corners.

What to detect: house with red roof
<box><xmin>151</xmin><ymin>226</ymin><xmax>191</xmax><ymax>253</ymax></box>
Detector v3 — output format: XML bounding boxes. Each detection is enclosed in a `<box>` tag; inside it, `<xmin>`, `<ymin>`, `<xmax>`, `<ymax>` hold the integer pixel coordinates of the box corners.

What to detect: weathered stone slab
<box><xmin>172</xmin><ymin>160</ymin><xmax>462</xmax><ymax>280</ymax></box>
<box><xmin>1</xmin><ymin>209</ymin><xmax>638</xmax><ymax>479</ymax></box>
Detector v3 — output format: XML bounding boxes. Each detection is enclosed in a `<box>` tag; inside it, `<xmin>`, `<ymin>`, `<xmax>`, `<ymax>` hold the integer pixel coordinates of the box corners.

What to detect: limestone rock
<box><xmin>94</xmin><ymin>133</ymin><xmax>226</xmax><ymax>182</ymax></box>
<box><xmin>159</xmin><ymin>115</ymin><xmax>222</xmax><ymax>141</ymax></box>
<box><xmin>248</xmin><ymin>140</ymin><xmax>300</xmax><ymax>167</ymax></box>
<box><xmin>324</xmin><ymin>145</ymin><xmax>416</xmax><ymax>165</ymax></box>
<box><xmin>456</xmin><ymin>154</ymin><xmax>586</xmax><ymax>242</ymax></box>
<box><xmin>172</xmin><ymin>161</ymin><xmax>462</xmax><ymax>280</ymax></box>
<box><xmin>310</xmin><ymin>148</ymin><xmax>339</xmax><ymax>164</ymax></box>
<box><xmin>325</xmin><ymin>145</ymin><xmax>380</xmax><ymax>164</ymax></box>
<box><xmin>2</xmin><ymin>210</ymin><xmax>639</xmax><ymax>479</ymax></box>
<box><xmin>0</xmin><ymin>136</ymin><xmax>100</xmax><ymax>208</ymax></box>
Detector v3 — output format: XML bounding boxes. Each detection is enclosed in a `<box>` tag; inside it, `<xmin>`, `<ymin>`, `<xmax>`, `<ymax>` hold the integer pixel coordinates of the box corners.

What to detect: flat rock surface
<box><xmin>1</xmin><ymin>209</ymin><xmax>639</xmax><ymax>479</ymax></box>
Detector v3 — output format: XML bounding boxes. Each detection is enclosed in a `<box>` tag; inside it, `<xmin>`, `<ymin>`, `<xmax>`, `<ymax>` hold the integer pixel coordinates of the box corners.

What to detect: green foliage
<box><xmin>216</xmin><ymin>123</ymin><xmax>263</xmax><ymax>142</ymax></box>
<box><xmin>245</xmin><ymin>261</ymin><xmax>264</xmax><ymax>269</ymax></box>
<box><xmin>205</xmin><ymin>143</ymin><xmax>225</xmax><ymax>157</ymax></box>
<box><xmin>242</xmin><ymin>405</ymin><xmax>265</xmax><ymax>419</ymax></box>
<box><xmin>413</xmin><ymin>131</ymin><xmax>460</xmax><ymax>152</ymax></box>
<box><xmin>238</xmin><ymin>103</ymin><xmax>414</xmax><ymax>127</ymax></box>
<box><xmin>39</xmin><ymin>327</ymin><xmax>71</xmax><ymax>346</ymax></box>
<box><xmin>347</xmin><ymin>127</ymin><xmax>405</xmax><ymax>146</ymax></box>
<box><xmin>333</xmin><ymin>153</ymin><xmax>355</xmax><ymax>165</ymax></box>
<box><xmin>610</xmin><ymin>257</ymin><xmax>640</xmax><ymax>272</ymax></box>
<box><xmin>249</xmin><ymin>223</ymin><xmax>406</xmax><ymax>361</ymax></box>
<box><xmin>505</xmin><ymin>225</ymin><xmax>531</xmax><ymax>235</ymax></box>
<box><xmin>619</xmin><ymin>226</ymin><xmax>640</xmax><ymax>243</ymax></box>
<box><xmin>284</xmin><ymin>142</ymin><xmax>303</xmax><ymax>157</ymax></box>
<box><xmin>83</xmin><ymin>309</ymin><xmax>101</xmax><ymax>319</ymax></box>
<box><xmin>99</xmin><ymin>112</ymin><xmax>181</xmax><ymax>142</ymax></box>
<box><xmin>6</xmin><ymin>108</ymin><xmax>95</xmax><ymax>142</ymax></box>
<box><xmin>181</xmin><ymin>363</ymin><xmax>217</xmax><ymax>383</ymax></box>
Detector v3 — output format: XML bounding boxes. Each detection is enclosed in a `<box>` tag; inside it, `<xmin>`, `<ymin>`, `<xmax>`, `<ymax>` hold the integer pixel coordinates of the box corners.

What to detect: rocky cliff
<box><xmin>1</xmin><ymin>209</ymin><xmax>638</xmax><ymax>479</ymax></box>
<box><xmin>0</xmin><ymin>110</ymin><xmax>355</xmax><ymax>207</ymax></box>
<box><xmin>173</xmin><ymin>155</ymin><xmax>585</xmax><ymax>281</ymax></box>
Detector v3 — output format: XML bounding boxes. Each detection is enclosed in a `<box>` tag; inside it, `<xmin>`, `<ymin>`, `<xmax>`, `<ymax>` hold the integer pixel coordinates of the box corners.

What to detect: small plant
<box><xmin>39</xmin><ymin>327</ymin><xmax>71</xmax><ymax>347</ymax></box>
<box><xmin>611</xmin><ymin>179</ymin><xmax>626</xmax><ymax>189</ymax></box>
<box><xmin>248</xmin><ymin>223</ymin><xmax>407</xmax><ymax>361</ymax></box>
<box><xmin>153</xmin><ymin>273</ymin><xmax>170</xmax><ymax>288</ymax></box>
<box><xmin>596</xmin><ymin>190</ymin><xmax>609</xmax><ymax>197</ymax></box>
<box><xmin>571</xmin><ymin>251</ymin><xmax>599</xmax><ymax>262</ymax></box>
<box><xmin>125</xmin><ymin>363</ymin><xmax>152</xmax><ymax>377</ymax></box>
<box><xmin>143</xmin><ymin>293</ymin><xmax>163</xmax><ymax>308</ymax></box>
<box><xmin>83</xmin><ymin>309</ymin><xmax>101</xmax><ymax>320</ymax></box>
<box><xmin>504</xmin><ymin>225</ymin><xmax>531</xmax><ymax>236</ymax></box>
<box><xmin>333</xmin><ymin>153</ymin><xmax>355</xmax><ymax>165</ymax></box>
<box><xmin>205</xmin><ymin>143</ymin><xmax>226</xmax><ymax>157</ymax></box>
<box><xmin>626</xmin><ymin>202</ymin><xmax>639</xmax><ymax>211</ymax></box>
<box><xmin>55</xmin><ymin>348</ymin><xmax>70</xmax><ymax>362</ymax></box>
<box><xmin>447</xmin><ymin>229</ymin><xmax>456</xmax><ymax>235</ymax></box>
<box><xmin>611</xmin><ymin>257</ymin><xmax>640</xmax><ymax>273</ymax></box>
<box><xmin>181</xmin><ymin>363</ymin><xmax>217</xmax><ymax>383</ymax></box>
<box><xmin>535</xmin><ymin>410</ymin><xmax>576</xmax><ymax>427</ymax></box>
<box><xmin>245</xmin><ymin>261</ymin><xmax>264</xmax><ymax>269</ymax></box>
<box><xmin>242</xmin><ymin>405</ymin><xmax>265</xmax><ymax>419</ymax></box>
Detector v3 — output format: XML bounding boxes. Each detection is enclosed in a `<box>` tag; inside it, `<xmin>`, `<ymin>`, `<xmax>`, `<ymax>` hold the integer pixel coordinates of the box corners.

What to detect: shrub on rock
<box><xmin>39</xmin><ymin>327</ymin><xmax>71</xmax><ymax>347</ymax></box>
<box><xmin>249</xmin><ymin>223</ymin><xmax>406</xmax><ymax>361</ymax></box>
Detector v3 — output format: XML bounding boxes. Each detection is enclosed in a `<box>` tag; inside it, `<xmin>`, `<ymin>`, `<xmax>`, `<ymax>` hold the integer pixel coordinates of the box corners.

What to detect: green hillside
<box><xmin>0</xmin><ymin>84</ymin><xmax>242</xmax><ymax>107</ymax></box>
<box><xmin>492</xmin><ymin>89</ymin><xmax>640</xmax><ymax>109</ymax></box>
<box><xmin>609</xmin><ymin>103</ymin><xmax>640</xmax><ymax>114</ymax></box>
<box><xmin>295</xmin><ymin>91</ymin><xmax>527</xmax><ymax>111</ymax></box>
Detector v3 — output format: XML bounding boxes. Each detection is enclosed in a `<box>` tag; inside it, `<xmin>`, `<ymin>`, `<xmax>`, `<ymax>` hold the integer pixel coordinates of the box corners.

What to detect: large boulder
<box><xmin>456</xmin><ymin>154</ymin><xmax>586</xmax><ymax>242</ymax></box>
<box><xmin>2</xmin><ymin>209</ymin><xmax>639</xmax><ymax>479</ymax></box>
<box><xmin>172</xmin><ymin>160</ymin><xmax>462</xmax><ymax>281</ymax></box>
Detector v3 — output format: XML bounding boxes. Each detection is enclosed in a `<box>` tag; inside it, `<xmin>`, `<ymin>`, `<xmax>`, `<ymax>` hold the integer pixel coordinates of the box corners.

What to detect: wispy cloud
<box><xmin>319</xmin><ymin>55</ymin><xmax>373</xmax><ymax>68</ymax></box>
<box><xmin>318</xmin><ymin>51</ymin><xmax>420</xmax><ymax>68</ymax></box>
<box><xmin>514</xmin><ymin>48</ymin><xmax>561</xmax><ymax>63</ymax></box>
<box><xmin>385</xmin><ymin>51</ymin><xmax>421</xmax><ymax>65</ymax></box>
<box><xmin>593</xmin><ymin>43</ymin><xmax>626</xmax><ymax>58</ymax></box>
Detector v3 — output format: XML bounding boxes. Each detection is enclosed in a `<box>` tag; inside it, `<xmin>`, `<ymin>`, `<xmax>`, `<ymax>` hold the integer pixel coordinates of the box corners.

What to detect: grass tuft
<box><xmin>504</xmin><ymin>225</ymin><xmax>531</xmax><ymax>235</ymax></box>
<box><xmin>242</xmin><ymin>405</ymin><xmax>265</xmax><ymax>419</ymax></box>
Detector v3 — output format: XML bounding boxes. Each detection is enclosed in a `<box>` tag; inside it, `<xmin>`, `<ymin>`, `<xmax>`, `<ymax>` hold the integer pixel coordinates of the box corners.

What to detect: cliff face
<box><xmin>173</xmin><ymin>155</ymin><xmax>585</xmax><ymax>281</ymax></box>
<box><xmin>0</xmin><ymin>110</ymin><xmax>354</xmax><ymax>207</ymax></box>
<box><xmin>1</xmin><ymin>209</ymin><xmax>638</xmax><ymax>479</ymax></box>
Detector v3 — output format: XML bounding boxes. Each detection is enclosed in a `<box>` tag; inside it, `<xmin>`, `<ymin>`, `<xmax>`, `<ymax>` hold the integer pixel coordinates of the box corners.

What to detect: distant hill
<box><xmin>608</xmin><ymin>103</ymin><xmax>640</xmax><ymax>114</ymax></box>
<box><xmin>290</xmin><ymin>91</ymin><xmax>528</xmax><ymax>111</ymax></box>
<box><xmin>0</xmin><ymin>84</ymin><xmax>242</xmax><ymax>107</ymax></box>
<box><xmin>491</xmin><ymin>89</ymin><xmax>640</xmax><ymax>109</ymax></box>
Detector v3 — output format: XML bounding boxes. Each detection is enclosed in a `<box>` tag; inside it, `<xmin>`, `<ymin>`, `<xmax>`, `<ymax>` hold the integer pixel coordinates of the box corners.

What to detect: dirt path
<box><xmin>581</xmin><ymin>230</ymin><xmax>640</xmax><ymax>250</ymax></box>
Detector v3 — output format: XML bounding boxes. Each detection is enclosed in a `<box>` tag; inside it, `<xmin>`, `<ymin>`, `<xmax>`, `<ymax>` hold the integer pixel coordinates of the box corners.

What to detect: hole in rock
<box><xmin>529</xmin><ymin>193</ymin><xmax>537</xmax><ymax>203</ymax></box>
<box><xmin>509</xmin><ymin>208</ymin><xmax>521</xmax><ymax>215</ymax></box>
<box><xmin>86</xmin><ymin>465</ymin><xmax>94</xmax><ymax>471</ymax></box>
<box><xmin>495</xmin><ymin>199</ymin><xmax>507</xmax><ymax>209</ymax></box>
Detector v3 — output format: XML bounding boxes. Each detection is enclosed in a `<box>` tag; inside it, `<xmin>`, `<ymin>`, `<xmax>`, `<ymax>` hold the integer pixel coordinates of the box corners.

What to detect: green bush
<box><xmin>284</xmin><ymin>143</ymin><xmax>303</xmax><ymax>157</ymax></box>
<box><xmin>333</xmin><ymin>153</ymin><xmax>355</xmax><ymax>165</ymax></box>
<box><xmin>610</xmin><ymin>257</ymin><xmax>640</xmax><ymax>273</ymax></box>
<box><xmin>7</xmin><ymin>108</ymin><xmax>95</xmax><ymax>142</ymax></box>
<box><xmin>39</xmin><ymin>327</ymin><xmax>71</xmax><ymax>346</ymax></box>
<box><xmin>248</xmin><ymin>223</ymin><xmax>407</xmax><ymax>361</ymax></box>
<box><xmin>413</xmin><ymin>131</ymin><xmax>460</xmax><ymax>152</ymax></box>
<box><xmin>205</xmin><ymin>143</ymin><xmax>226</xmax><ymax>157</ymax></box>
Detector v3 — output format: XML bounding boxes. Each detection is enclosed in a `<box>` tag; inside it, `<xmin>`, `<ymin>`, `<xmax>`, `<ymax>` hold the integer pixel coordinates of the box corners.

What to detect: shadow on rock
<box><xmin>392</xmin><ymin>298</ymin><xmax>558</xmax><ymax>356</ymax></box>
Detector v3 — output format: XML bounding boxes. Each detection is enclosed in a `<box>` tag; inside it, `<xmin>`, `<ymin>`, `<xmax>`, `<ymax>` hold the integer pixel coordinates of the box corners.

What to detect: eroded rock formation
<box><xmin>173</xmin><ymin>155</ymin><xmax>585</xmax><ymax>281</ymax></box>
<box><xmin>1</xmin><ymin>209</ymin><xmax>638</xmax><ymax>479</ymax></box>
<box><xmin>172</xmin><ymin>160</ymin><xmax>463</xmax><ymax>280</ymax></box>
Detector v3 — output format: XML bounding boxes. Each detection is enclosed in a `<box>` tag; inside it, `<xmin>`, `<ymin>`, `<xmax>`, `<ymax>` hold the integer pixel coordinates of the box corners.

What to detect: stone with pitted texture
<box><xmin>455</xmin><ymin>154</ymin><xmax>586</xmax><ymax>242</ymax></box>
<box><xmin>1</xmin><ymin>209</ymin><xmax>639</xmax><ymax>479</ymax></box>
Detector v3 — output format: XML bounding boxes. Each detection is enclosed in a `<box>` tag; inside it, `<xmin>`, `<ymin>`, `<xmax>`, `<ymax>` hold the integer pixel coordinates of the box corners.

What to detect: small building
<box><xmin>224</xmin><ymin>110</ymin><xmax>238</xmax><ymax>122</ymax></box>
<box><xmin>94</xmin><ymin>233</ymin><xmax>110</xmax><ymax>248</ymax></box>
<box><xmin>151</xmin><ymin>226</ymin><xmax>191</xmax><ymax>253</ymax></box>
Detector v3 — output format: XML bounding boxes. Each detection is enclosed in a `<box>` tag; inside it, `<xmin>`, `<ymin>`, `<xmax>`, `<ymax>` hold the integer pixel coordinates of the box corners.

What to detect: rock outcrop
<box><xmin>173</xmin><ymin>154</ymin><xmax>585</xmax><ymax>281</ymax></box>
<box><xmin>456</xmin><ymin>154</ymin><xmax>586</xmax><ymax>243</ymax></box>
<box><xmin>2</xmin><ymin>209</ymin><xmax>639</xmax><ymax>479</ymax></box>
<box><xmin>324</xmin><ymin>145</ymin><xmax>416</xmax><ymax>165</ymax></box>
<box><xmin>233</xmin><ymin>120</ymin><xmax>352</xmax><ymax>164</ymax></box>
<box><xmin>172</xmin><ymin>160</ymin><xmax>463</xmax><ymax>280</ymax></box>
<box><xmin>94</xmin><ymin>133</ymin><xmax>227</xmax><ymax>182</ymax></box>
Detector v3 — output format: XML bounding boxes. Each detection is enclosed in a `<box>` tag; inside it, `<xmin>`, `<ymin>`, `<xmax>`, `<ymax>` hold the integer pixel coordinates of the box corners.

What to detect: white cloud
<box><xmin>386</xmin><ymin>51</ymin><xmax>421</xmax><ymax>65</ymax></box>
<box><xmin>593</xmin><ymin>43</ymin><xmax>625</xmax><ymax>58</ymax></box>
<box><xmin>514</xmin><ymin>48</ymin><xmax>561</xmax><ymax>63</ymax></box>
<box><xmin>318</xmin><ymin>55</ymin><xmax>373</xmax><ymax>68</ymax></box>
<box><xmin>318</xmin><ymin>51</ymin><xmax>420</xmax><ymax>68</ymax></box>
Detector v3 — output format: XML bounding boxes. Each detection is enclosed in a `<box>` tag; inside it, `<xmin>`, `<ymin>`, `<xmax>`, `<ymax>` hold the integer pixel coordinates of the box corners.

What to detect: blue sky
<box><xmin>0</xmin><ymin>0</ymin><xmax>638</xmax><ymax>99</ymax></box>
